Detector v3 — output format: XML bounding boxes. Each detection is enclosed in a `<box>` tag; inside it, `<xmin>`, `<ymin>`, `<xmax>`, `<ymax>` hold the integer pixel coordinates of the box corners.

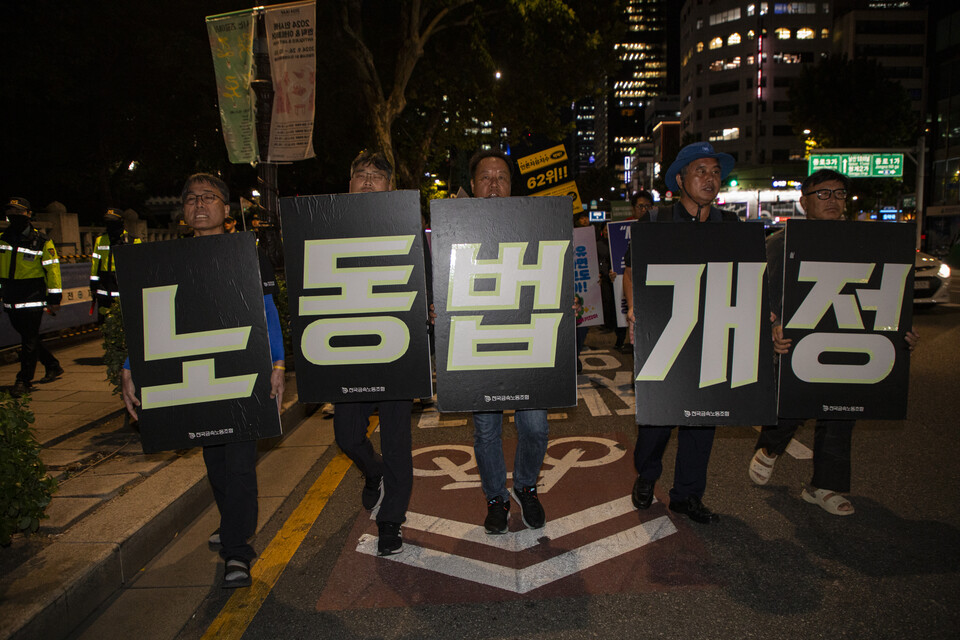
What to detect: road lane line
<box><xmin>202</xmin><ymin>418</ymin><xmax>375</xmax><ymax>639</ymax></box>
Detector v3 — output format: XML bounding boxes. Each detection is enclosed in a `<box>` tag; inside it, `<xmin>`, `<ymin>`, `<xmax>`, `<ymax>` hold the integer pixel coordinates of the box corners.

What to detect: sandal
<box><xmin>749</xmin><ymin>448</ymin><xmax>777</xmax><ymax>485</ymax></box>
<box><xmin>222</xmin><ymin>557</ymin><xmax>252</xmax><ymax>588</ymax></box>
<box><xmin>801</xmin><ymin>487</ymin><xmax>855</xmax><ymax>516</ymax></box>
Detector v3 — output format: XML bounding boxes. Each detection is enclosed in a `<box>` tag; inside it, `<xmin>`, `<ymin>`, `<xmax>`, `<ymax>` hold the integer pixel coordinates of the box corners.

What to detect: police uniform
<box><xmin>0</xmin><ymin>198</ymin><xmax>63</xmax><ymax>388</ymax></box>
<box><xmin>90</xmin><ymin>209</ymin><xmax>140</xmax><ymax>321</ymax></box>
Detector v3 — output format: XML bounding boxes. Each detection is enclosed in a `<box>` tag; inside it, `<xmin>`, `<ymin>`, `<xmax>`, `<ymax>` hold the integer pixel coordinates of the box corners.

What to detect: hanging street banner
<box><xmin>280</xmin><ymin>191</ymin><xmax>432</xmax><ymax>403</ymax></box>
<box><xmin>205</xmin><ymin>11</ymin><xmax>258</xmax><ymax>164</ymax></box>
<box><xmin>516</xmin><ymin>144</ymin><xmax>583</xmax><ymax>213</ymax></box>
<box><xmin>607</xmin><ymin>220</ymin><xmax>632</xmax><ymax>328</ymax></box>
<box><xmin>115</xmin><ymin>234</ymin><xmax>281</xmax><ymax>453</ymax></box>
<box><xmin>631</xmin><ymin>223</ymin><xmax>776</xmax><ymax>426</ymax></box>
<box><xmin>430</xmin><ymin>197</ymin><xmax>577</xmax><ymax>412</ymax></box>
<box><xmin>777</xmin><ymin>220</ymin><xmax>915</xmax><ymax>420</ymax></box>
<box><xmin>573</xmin><ymin>226</ymin><xmax>603</xmax><ymax>327</ymax></box>
<box><xmin>264</xmin><ymin>1</ymin><xmax>317</xmax><ymax>162</ymax></box>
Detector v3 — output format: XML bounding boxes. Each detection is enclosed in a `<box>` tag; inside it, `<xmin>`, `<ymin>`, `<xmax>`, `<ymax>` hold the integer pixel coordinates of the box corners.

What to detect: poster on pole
<box><xmin>607</xmin><ymin>220</ymin><xmax>632</xmax><ymax>328</ymax></box>
<box><xmin>777</xmin><ymin>220</ymin><xmax>915</xmax><ymax>420</ymax></box>
<box><xmin>115</xmin><ymin>234</ymin><xmax>281</xmax><ymax>453</ymax></box>
<box><xmin>631</xmin><ymin>223</ymin><xmax>776</xmax><ymax>426</ymax></box>
<box><xmin>205</xmin><ymin>11</ymin><xmax>258</xmax><ymax>164</ymax></box>
<box><xmin>516</xmin><ymin>144</ymin><xmax>583</xmax><ymax>212</ymax></box>
<box><xmin>431</xmin><ymin>197</ymin><xmax>576</xmax><ymax>412</ymax></box>
<box><xmin>280</xmin><ymin>190</ymin><xmax>432</xmax><ymax>403</ymax></box>
<box><xmin>573</xmin><ymin>226</ymin><xmax>603</xmax><ymax>327</ymax></box>
<box><xmin>264</xmin><ymin>0</ymin><xmax>317</xmax><ymax>162</ymax></box>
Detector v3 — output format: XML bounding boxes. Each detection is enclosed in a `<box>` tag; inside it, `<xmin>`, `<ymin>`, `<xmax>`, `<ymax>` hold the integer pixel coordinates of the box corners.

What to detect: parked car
<box><xmin>914</xmin><ymin>251</ymin><xmax>952</xmax><ymax>305</ymax></box>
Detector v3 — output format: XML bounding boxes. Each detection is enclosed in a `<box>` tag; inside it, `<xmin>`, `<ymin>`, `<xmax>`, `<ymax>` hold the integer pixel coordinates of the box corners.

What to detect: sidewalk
<box><xmin>0</xmin><ymin>337</ymin><xmax>315</xmax><ymax>640</ymax></box>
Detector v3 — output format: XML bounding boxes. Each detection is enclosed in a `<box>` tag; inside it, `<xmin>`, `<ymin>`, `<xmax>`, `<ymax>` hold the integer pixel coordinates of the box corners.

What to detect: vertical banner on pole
<box><xmin>631</xmin><ymin>223</ymin><xmax>776</xmax><ymax>426</ymax></box>
<box><xmin>430</xmin><ymin>197</ymin><xmax>576</xmax><ymax>412</ymax></box>
<box><xmin>573</xmin><ymin>226</ymin><xmax>604</xmax><ymax>327</ymax></box>
<box><xmin>205</xmin><ymin>11</ymin><xmax>258</xmax><ymax>164</ymax></box>
<box><xmin>777</xmin><ymin>220</ymin><xmax>915</xmax><ymax>420</ymax></box>
<box><xmin>280</xmin><ymin>191</ymin><xmax>432</xmax><ymax>403</ymax></box>
<box><xmin>263</xmin><ymin>1</ymin><xmax>317</xmax><ymax>162</ymax></box>
<box><xmin>607</xmin><ymin>220</ymin><xmax>632</xmax><ymax>328</ymax></box>
<box><xmin>115</xmin><ymin>234</ymin><xmax>281</xmax><ymax>453</ymax></box>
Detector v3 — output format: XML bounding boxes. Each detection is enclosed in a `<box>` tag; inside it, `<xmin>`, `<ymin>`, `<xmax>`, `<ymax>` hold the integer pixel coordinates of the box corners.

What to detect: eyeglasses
<box><xmin>352</xmin><ymin>171</ymin><xmax>389</xmax><ymax>183</ymax></box>
<box><xmin>183</xmin><ymin>193</ymin><xmax>225</xmax><ymax>206</ymax></box>
<box><xmin>634</xmin><ymin>203</ymin><xmax>652</xmax><ymax>210</ymax></box>
<box><xmin>804</xmin><ymin>188</ymin><xmax>848</xmax><ymax>200</ymax></box>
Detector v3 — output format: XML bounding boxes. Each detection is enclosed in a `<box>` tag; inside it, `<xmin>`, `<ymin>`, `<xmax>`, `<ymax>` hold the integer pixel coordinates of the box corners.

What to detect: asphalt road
<box><xmin>75</xmin><ymin>304</ymin><xmax>960</xmax><ymax>640</ymax></box>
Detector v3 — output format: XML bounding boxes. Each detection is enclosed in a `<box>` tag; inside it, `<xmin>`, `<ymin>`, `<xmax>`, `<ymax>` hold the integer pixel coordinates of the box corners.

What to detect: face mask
<box><xmin>6</xmin><ymin>215</ymin><xmax>29</xmax><ymax>233</ymax></box>
<box><xmin>106</xmin><ymin>219</ymin><xmax>125</xmax><ymax>236</ymax></box>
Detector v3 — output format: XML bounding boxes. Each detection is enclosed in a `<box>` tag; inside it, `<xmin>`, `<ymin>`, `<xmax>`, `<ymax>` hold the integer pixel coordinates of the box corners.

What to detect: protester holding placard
<box><xmin>749</xmin><ymin>169</ymin><xmax>919</xmax><ymax>516</ymax></box>
<box><xmin>121</xmin><ymin>173</ymin><xmax>286</xmax><ymax>588</ymax></box>
<box><xmin>626</xmin><ymin>142</ymin><xmax>739</xmax><ymax>525</ymax></box>
<box><xmin>467</xmin><ymin>149</ymin><xmax>550</xmax><ymax>534</ymax></box>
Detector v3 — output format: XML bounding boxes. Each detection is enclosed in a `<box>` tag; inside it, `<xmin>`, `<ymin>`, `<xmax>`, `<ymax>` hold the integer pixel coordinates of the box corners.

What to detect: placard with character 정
<box><xmin>777</xmin><ymin>220</ymin><xmax>915</xmax><ymax>420</ymax></box>
<box><xmin>114</xmin><ymin>233</ymin><xmax>281</xmax><ymax>453</ymax></box>
<box><xmin>631</xmin><ymin>223</ymin><xmax>777</xmax><ymax>426</ymax></box>
<box><xmin>430</xmin><ymin>196</ymin><xmax>577</xmax><ymax>412</ymax></box>
<box><xmin>280</xmin><ymin>190</ymin><xmax>433</xmax><ymax>403</ymax></box>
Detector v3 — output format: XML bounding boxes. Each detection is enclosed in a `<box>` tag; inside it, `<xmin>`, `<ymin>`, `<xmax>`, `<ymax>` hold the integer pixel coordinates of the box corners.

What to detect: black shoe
<box><xmin>361</xmin><ymin>475</ymin><xmax>383</xmax><ymax>510</ymax></box>
<box><xmin>577</xmin><ymin>358</ymin><xmax>583</xmax><ymax>373</ymax></box>
<box><xmin>513</xmin><ymin>486</ymin><xmax>546</xmax><ymax>529</ymax></box>
<box><xmin>632</xmin><ymin>476</ymin><xmax>655</xmax><ymax>510</ymax></box>
<box><xmin>377</xmin><ymin>521</ymin><xmax>403</xmax><ymax>556</ymax></box>
<box><xmin>38</xmin><ymin>365</ymin><xmax>64</xmax><ymax>383</ymax></box>
<box><xmin>484</xmin><ymin>496</ymin><xmax>510</xmax><ymax>534</ymax></box>
<box><xmin>619</xmin><ymin>344</ymin><xmax>633</xmax><ymax>355</ymax></box>
<box><xmin>668</xmin><ymin>496</ymin><xmax>719</xmax><ymax>524</ymax></box>
<box><xmin>11</xmin><ymin>381</ymin><xmax>31</xmax><ymax>397</ymax></box>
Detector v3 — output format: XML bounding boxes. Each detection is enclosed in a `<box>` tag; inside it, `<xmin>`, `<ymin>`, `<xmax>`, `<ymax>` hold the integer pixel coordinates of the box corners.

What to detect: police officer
<box><xmin>90</xmin><ymin>207</ymin><xmax>140</xmax><ymax>323</ymax></box>
<box><xmin>0</xmin><ymin>197</ymin><xmax>64</xmax><ymax>395</ymax></box>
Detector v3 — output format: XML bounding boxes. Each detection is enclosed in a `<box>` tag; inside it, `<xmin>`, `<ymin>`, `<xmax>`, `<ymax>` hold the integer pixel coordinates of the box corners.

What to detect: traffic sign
<box><xmin>808</xmin><ymin>153</ymin><xmax>903</xmax><ymax>178</ymax></box>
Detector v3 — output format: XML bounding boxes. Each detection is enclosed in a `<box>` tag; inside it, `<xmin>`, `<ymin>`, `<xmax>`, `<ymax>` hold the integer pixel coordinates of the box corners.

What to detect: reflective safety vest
<box><xmin>0</xmin><ymin>227</ymin><xmax>62</xmax><ymax>310</ymax></box>
<box><xmin>90</xmin><ymin>231</ymin><xmax>141</xmax><ymax>299</ymax></box>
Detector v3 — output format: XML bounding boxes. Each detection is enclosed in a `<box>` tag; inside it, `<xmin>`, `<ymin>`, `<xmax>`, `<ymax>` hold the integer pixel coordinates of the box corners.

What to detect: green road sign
<box><xmin>808</xmin><ymin>153</ymin><xmax>903</xmax><ymax>178</ymax></box>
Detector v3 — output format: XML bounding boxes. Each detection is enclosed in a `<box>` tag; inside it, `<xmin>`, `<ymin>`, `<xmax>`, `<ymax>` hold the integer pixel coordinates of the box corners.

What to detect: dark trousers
<box><xmin>756</xmin><ymin>419</ymin><xmax>855</xmax><ymax>492</ymax></box>
<box><xmin>9</xmin><ymin>307</ymin><xmax>59</xmax><ymax>384</ymax></box>
<box><xmin>334</xmin><ymin>400</ymin><xmax>413</xmax><ymax>524</ymax></box>
<box><xmin>634</xmin><ymin>425</ymin><xmax>716</xmax><ymax>502</ymax></box>
<box><xmin>203</xmin><ymin>440</ymin><xmax>258</xmax><ymax>562</ymax></box>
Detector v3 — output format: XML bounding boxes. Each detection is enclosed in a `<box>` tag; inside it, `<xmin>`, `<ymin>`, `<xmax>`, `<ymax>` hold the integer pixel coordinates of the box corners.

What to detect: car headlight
<box><xmin>938</xmin><ymin>263</ymin><xmax>951</xmax><ymax>278</ymax></box>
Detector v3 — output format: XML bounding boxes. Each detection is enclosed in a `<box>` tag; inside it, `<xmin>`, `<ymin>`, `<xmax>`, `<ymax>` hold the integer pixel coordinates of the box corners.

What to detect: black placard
<box><xmin>280</xmin><ymin>190</ymin><xmax>432</xmax><ymax>402</ymax></box>
<box><xmin>631</xmin><ymin>223</ymin><xmax>776</xmax><ymax>425</ymax></box>
<box><xmin>114</xmin><ymin>233</ymin><xmax>281</xmax><ymax>452</ymax></box>
<box><xmin>430</xmin><ymin>197</ymin><xmax>577</xmax><ymax>412</ymax></box>
<box><xmin>777</xmin><ymin>220</ymin><xmax>915</xmax><ymax>419</ymax></box>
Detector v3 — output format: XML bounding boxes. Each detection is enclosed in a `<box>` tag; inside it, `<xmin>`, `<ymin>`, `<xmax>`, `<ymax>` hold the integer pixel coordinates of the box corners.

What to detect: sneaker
<box><xmin>377</xmin><ymin>521</ymin><xmax>403</xmax><ymax>555</ymax></box>
<box><xmin>361</xmin><ymin>475</ymin><xmax>383</xmax><ymax>510</ymax></box>
<box><xmin>38</xmin><ymin>365</ymin><xmax>65</xmax><ymax>383</ymax></box>
<box><xmin>208</xmin><ymin>529</ymin><xmax>221</xmax><ymax>547</ymax></box>
<box><xmin>11</xmin><ymin>381</ymin><xmax>31</xmax><ymax>397</ymax></box>
<box><xmin>512</xmin><ymin>486</ymin><xmax>545</xmax><ymax>529</ymax></box>
<box><xmin>484</xmin><ymin>496</ymin><xmax>510</xmax><ymax>534</ymax></box>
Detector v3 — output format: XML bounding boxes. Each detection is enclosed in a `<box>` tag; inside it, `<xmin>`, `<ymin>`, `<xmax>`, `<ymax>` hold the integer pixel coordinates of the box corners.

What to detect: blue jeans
<box><xmin>472</xmin><ymin>409</ymin><xmax>549</xmax><ymax>502</ymax></box>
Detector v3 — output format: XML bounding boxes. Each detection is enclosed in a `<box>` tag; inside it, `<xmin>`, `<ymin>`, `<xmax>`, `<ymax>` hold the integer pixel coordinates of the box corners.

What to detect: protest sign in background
<box><xmin>777</xmin><ymin>220</ymin><xmax>915</xmax><ymax>420</ymax></box>
<box><xmin>280</xmin><ymin>190</ymin><xmax>432</xmax><ymax>403</ymax></box>
<box><xmin>631</xmin><ymin>223</ymin><xmax>776</xmax><ymax>426</ymax></box>
<box><xmin>607</xmin><ymin>220</ymin><xmax>632</xmax><ymax>328</ymax></box>
<box><xmin>115</xmin><ymin>233</ymin><xmax>280</xmax><ymax>452</ymax></box>
<box><xmin>573</xmin><ymin>226</ymin><xmax>604</xmax><ymax>328</ymax></box>
<box><xmin>430</xmin><ymin>197</ymin><xmax>576</xmax><ymax>412</ymax></box>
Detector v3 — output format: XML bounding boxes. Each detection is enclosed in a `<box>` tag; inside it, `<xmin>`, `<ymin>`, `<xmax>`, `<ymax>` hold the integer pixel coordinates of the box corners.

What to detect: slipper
<box><xmin>749</xmin><ymin>448</ymin><xmax>777</xmax><ymax>485</ymax></box>
<box><xmin>222</xmin><ymin>558</ymin><xmax>252</xmax><ymax>588</ymax></box>
<box><xmin>801</xmin><ymin>487</ymin><xmax>855</xmax><ymax>516</ymax></box>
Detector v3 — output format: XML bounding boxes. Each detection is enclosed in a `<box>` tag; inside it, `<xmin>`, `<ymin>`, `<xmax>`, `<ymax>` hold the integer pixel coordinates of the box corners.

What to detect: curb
<box><xmin>0</xmin><ymin>396</ymin><xmax>316</xmax><ymax>640</ymax></box>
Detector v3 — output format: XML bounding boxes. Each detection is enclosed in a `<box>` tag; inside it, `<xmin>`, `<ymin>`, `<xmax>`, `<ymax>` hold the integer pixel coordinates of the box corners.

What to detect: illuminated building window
<box><xmin>747</xmin><ymin>4</ymin><xmax>756</xmax><ymax>16</ymax></box>
<box><xmin>796</xmin><ymin>28</ymin><xmax>814</xmax><ymax>39</ymax></box>
<box><xmin>697</xmin><ymin>41</ymin><xmax>704</xmax><ymax>52</ymax></box>
<box><xmin>709</xmin><ymin>128</ymin><xmax>740</xmax><ymax>141</ymax></box>
<box><xmin>776</xmin><ymin>28</ymin><xmax>791</xmax><ymax>39</ymax></box>
<box><xmin>821</xmin><ymin>28</ymin><xmax>830</xmax><ymax>38</ymax></box>
<box><xmin>710</xmin><ymin>37</ymin><xmax>723</xmax><ymax>50</ymax></box>
<box><xmin>747</xmin><ymin>30</ymin><xmax>756</xmax><ymax>39</ymax></box>
<box><xmin>728</xmin><ymin>33</ymin><xmax>741</xmax><ymax>45</ymax></box>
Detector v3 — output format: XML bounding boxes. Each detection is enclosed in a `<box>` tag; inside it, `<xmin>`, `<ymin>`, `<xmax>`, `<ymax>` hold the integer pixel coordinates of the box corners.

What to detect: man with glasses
<box><xmin>748</xmin><ymin>169</ymin><xmax>918</xmax><ymax>516</ymax></box>
<box><xmin>121</xmin><ymin>173</ymin><xmax>286</xmax><ymax>587</ymax></box>
<box><xmin>329</xmin><ymin>150</ymin><xmax>421</xmax><ymax>555</ymax></box>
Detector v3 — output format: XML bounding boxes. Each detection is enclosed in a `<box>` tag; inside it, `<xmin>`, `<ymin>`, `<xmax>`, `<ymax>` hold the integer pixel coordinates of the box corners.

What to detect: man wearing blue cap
<box><xmin>624</xmin><ymin>142</ymin><xmax>738</xmax><ymax>524</ymax></box>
